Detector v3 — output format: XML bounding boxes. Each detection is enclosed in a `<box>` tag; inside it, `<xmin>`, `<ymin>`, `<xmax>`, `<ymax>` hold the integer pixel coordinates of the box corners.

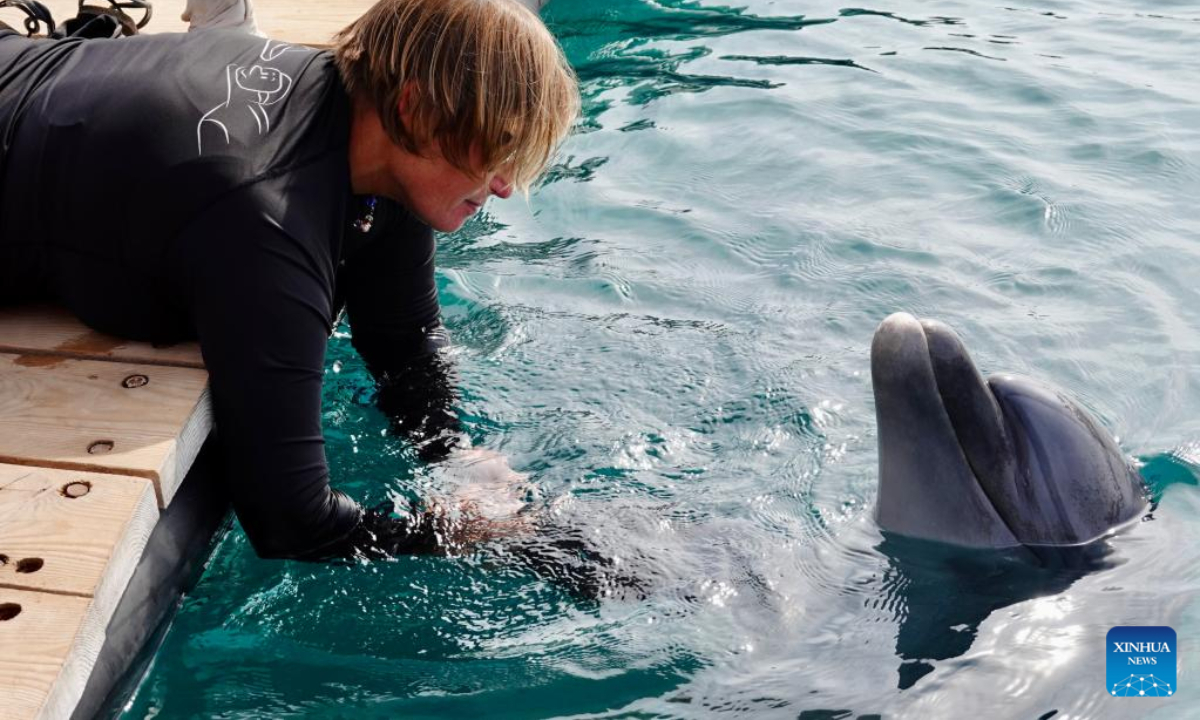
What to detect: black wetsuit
<box><xmin>0</xmin><ymin>30</ymin><xmax>459</xmax><ymax>559</ymax></box>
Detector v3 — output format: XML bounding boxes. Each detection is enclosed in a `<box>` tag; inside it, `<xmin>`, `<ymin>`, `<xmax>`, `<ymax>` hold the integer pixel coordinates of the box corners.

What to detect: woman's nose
<box><xmin>490</xmin><ymin>174</ymin><xmax>514</xmax><ymax>200</ymax></box>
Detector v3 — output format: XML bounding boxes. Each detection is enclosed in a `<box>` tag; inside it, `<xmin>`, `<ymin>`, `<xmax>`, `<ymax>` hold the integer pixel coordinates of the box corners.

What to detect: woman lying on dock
<box><xmin>0</xmin><ymin>0</ymin><xmax>579</xmax><ymax>559</ymax></box>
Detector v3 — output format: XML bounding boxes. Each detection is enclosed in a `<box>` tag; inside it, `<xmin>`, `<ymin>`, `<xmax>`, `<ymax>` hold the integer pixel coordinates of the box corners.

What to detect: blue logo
<box><xmin>1107</xmin><ymin>626</ymin><xmax>1176</xmax><ymax>697</ymax></box>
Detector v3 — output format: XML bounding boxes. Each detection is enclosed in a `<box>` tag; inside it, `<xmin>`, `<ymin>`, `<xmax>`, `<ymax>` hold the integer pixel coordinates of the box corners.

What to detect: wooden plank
<box><xmin>0</xmin><ymin>588</ymin><xmax>92</xmax><ymax>720</ymax></box>
<box><xmin>70</xmin><ymin>454</ymin><xmax>227</xmax><ymax>720</ymax></box>
<box><xmin>0</xmin><ymin>468</ymin><xmax>159</xmax><ymax>720</ymax></box>
<box><xmin>0</xmin><ymin>466</ymin><xmax>159</xmax><ymax>599</ymax></box>
<box><xmin>0</xmin><ymin>306</ymin><xmax>203</xmax><ymax>370</ymax></box>
<box><xmin>243</xmin><ymin>0</ymin><xmax>372</xmax><ymax>46</ymax></box>
<box><xmin>0</xmin><ymin>355</ymin><xmax>211</xmax><ymax>507</ymax></box>
<box><xmin>31</xmin><ymin>0</ymin><xmax>373</xmax><ymax>47</ymax></box>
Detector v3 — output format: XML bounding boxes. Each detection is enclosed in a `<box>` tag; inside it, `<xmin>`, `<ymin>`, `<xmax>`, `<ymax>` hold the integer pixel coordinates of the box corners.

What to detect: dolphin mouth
<box><xmin>870</xmin><ymin>313</ymin><xmax>1022</xmax><ymax>548</ymax></box>
<box><xmin>870</xmin><ymin>313</ymin><xmax>1145</xmax><ymax>549</ymax></box>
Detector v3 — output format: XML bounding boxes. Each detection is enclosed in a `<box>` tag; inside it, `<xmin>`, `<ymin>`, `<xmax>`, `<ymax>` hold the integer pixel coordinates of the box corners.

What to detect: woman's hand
<box><xmin>338</xmin><ymin>448</ymin><xmax>535</xmax><ymax>560</ymax></box>
<box><xmin>443</xmin><ymin>447</ymin><xmax>532</xmax><ymax>518</ymax></box>
<box><xmin>427</xmin><ymin>447</ymin><xmax>535</xmax><ymax>552</ymax></box>
<box><xmin>370</xmin><ymin>447</ymin><xmax>530</xmax><ymax>557</ymax></box>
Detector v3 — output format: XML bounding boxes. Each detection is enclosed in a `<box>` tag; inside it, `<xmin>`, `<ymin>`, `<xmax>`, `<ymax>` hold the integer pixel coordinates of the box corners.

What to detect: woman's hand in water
<box><xmin>427</xmin><ymin>447</ymin><xmax>536</xmax><ymax>552</ymax></box>
<box><xmin>444</xmin><ymin>448</ymin><xmax>532</xmax><ymax>516</ymax></box>
<box><xmin>341</xmin><ymin>448</ymin><xmax>535</xmax><ymax>560</ymax></box>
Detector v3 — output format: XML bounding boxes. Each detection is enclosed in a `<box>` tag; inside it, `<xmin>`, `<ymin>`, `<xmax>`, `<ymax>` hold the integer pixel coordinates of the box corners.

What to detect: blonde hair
<box><xmin>334</xmin><ymin>0</ymin><xmax>580</xmax><ymax>193</ymax></box>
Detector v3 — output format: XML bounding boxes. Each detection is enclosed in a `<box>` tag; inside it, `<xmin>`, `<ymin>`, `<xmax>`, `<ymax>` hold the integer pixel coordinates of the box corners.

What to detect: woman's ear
<box><xmin>396</xmin><ymin>82</ymin><xmax>418</xmax><ymax>131</ymax></box>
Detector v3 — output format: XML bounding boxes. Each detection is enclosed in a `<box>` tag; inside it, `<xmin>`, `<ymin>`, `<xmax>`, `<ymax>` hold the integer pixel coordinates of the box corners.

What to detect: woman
<box><xmin>0</xmin><ymin>0</ymin><xmax>579</xmax><ymax>559</ymax></box>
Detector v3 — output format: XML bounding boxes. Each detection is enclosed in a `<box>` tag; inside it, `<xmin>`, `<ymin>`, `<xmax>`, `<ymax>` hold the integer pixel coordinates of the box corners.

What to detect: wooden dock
<box><xmin>0</xmin><ymin>2</ymin><xmax>383</xmax><ymax>717</ymax></box>
<box><xmin>36</xmin><ymin>0</ymin><xmax>374</xmax><ymax>47</ymax></box>
<box><xmin>0</xmin><ymin>306</ymin><xmax>213</xmax><ymax>720</ymax></box>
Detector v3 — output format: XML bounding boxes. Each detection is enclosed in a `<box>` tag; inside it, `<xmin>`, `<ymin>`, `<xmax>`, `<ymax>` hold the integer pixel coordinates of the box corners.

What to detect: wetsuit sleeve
<box><xmin>174</xmin><ymin>183</ymin><xmax>362</xmax><ymax>559</ymax></box>
<box><xmin>340</xmin><ymin>198</ymin><xmax>464</xmax><ymax>460</ymax></box>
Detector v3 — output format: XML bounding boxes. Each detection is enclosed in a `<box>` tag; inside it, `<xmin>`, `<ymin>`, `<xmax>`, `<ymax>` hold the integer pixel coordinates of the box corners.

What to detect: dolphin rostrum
<box><xmin>871</xmin><ymin>312</ymin><xmax>1146</xmax><ymax>549</ymax></box>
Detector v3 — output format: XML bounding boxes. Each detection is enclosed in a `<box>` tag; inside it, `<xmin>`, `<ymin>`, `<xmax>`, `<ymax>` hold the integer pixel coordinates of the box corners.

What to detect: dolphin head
<box><xmin>870</xmin><ymin>312</ymin><xmax>1146</xmax><ymax>549</ymax></box>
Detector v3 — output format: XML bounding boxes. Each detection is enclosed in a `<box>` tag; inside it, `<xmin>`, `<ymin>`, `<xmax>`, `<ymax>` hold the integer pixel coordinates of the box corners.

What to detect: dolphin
<box><xmin>870</xmin><ymin>312</ymin><xmax>1147</xmax><ymax>550</ymax></box>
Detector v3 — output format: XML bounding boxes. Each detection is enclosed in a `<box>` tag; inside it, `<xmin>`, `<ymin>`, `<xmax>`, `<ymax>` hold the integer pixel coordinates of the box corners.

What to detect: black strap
<box><xmin>79</xmin><ymin>0</ymin><xmax>150</xmax><ymax>30</ymax></box>
<box><xmin>0</xmin><ymin>0</ymin><xmax>152</xmax><ymax>38</ymax></box>
<box><xmin>65</xmin><ymin>6</ymin><xmax>134</xmax><ymax>38</ymax></box>
<box><xmin>0</xmin><ymin>0</ymin><xmax>56</xmax><ymax>36</ymax></box>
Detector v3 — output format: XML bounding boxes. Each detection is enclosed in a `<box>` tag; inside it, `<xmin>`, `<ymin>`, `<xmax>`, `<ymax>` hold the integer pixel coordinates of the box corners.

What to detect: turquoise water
<box><xmin>119</xmin><ymin>1</ymin><xmax>1200</xmax><ymax>717</ymax></box>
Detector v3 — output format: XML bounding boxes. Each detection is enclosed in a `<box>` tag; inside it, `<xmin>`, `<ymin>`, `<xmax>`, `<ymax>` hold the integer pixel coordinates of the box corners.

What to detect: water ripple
<box><xmin>720</xmin><ymin>53</ymin><xmax>877</xmax><ymax>73</ymax></box>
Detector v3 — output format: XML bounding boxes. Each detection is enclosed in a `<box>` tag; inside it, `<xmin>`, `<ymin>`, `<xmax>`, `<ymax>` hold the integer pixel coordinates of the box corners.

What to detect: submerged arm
<box><xmin>178</xmin><ymin>182</ymin><xmax>458</xmax><ymax>561</ymax></box>
<box><xmin>340</xmin><ymin>197</ymin><xmax>530</xmax><ymax>545</ymax></box>
<box><xmin>339</xmin><ymin>199</ymin><xmax>639</xmax><ymax>587</ymax></box>
<box><xmin>339</xmin><ymin>196</ymin><xmax>465</xmax><ymax>459</ymax></box>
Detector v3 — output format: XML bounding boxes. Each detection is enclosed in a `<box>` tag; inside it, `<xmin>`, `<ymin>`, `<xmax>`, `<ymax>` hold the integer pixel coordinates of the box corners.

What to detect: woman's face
<box><xmin>383</xmin><ymin>138</ymin><xmax>514</xmax><ymax>233</ymax></box>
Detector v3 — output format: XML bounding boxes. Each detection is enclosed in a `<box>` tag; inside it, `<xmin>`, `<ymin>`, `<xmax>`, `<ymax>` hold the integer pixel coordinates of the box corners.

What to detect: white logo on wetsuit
<box><xmin>196</xmin><ymin>39</ymin><xmax>294</xmax><ymax>154</ymax></box>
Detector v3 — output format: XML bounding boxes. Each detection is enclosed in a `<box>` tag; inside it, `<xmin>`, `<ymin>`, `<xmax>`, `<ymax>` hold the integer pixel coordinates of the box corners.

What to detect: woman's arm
<box><xmin>173</xmin><ymin>181</ymin><xmax>360</xmax><ymax>558</ymax></box>
<box><xmin>339</xmin><ymin>197</ymin><xmax>534</xmax><ymax>502</ymax></box>
<box><xmin>172</xmin><ymin>176</ymin><xmax>457</xmax><ymax>560</ymax></box>
<box><xmin>339</xmin><ymin>196</ymin><xmax>465</xmax><ymax>460</ymax></box>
